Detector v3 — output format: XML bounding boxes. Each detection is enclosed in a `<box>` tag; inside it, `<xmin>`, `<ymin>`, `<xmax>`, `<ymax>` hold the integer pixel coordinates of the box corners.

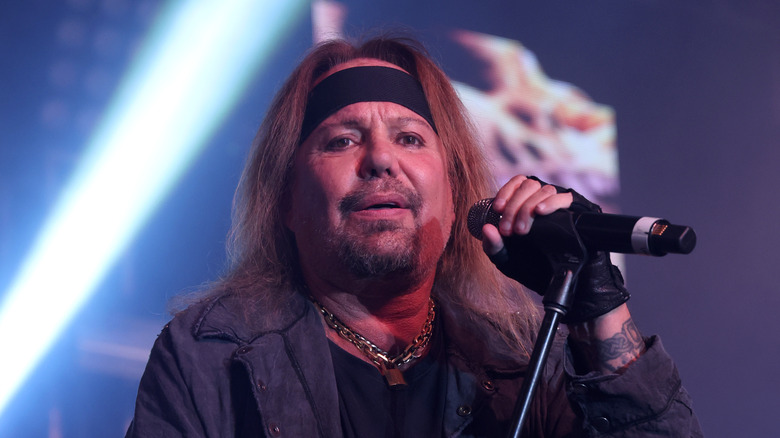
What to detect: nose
<box><xmin>358</xmin><ymin>137</ymin><xmax>398</xmax><ymax>179</ymax></box>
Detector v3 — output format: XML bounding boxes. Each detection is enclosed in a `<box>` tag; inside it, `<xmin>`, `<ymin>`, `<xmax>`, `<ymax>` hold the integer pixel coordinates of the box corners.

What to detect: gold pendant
<box><xmin>380</xmin><ymin>362</ymin><xmax>407</xmax><ymax>386</ymax></box>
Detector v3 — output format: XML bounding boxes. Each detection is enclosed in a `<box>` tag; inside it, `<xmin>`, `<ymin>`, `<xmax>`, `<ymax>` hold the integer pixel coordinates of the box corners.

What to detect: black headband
<box><xmin>299</xmin><ymin>66</ymin><xmax>438</xmax><ymax>143</ymax></box>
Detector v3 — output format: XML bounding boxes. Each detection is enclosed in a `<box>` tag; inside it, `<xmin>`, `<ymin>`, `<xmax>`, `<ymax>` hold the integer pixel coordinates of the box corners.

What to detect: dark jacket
<box><xmin>126</xmin><ymin>292</ymin><xmax>701</xmax><ymax>437</ymax></box>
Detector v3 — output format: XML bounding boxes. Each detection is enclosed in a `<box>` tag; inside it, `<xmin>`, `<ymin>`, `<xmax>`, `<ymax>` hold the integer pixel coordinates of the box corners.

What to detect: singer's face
<box><xmin>285</xmin><ymin>60</ymin><xmax>454</xmax><ymax>282</ymax></box>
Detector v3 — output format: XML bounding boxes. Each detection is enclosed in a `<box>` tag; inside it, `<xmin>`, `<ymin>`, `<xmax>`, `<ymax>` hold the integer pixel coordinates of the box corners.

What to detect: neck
<box><xmin>305</xmin><ymin>269</ymin><xmax>436</xmax><ymax>356</ymax></box>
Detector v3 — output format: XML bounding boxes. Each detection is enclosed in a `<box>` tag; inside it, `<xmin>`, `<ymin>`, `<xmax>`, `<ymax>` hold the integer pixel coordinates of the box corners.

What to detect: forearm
<box><xmin>567</xmin><ymin>304</ymin><xmax>646</xmax><ymax>374</ymax></box>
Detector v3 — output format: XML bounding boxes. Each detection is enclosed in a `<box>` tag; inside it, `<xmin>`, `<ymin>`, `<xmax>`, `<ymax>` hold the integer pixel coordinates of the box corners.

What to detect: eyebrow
<box><xmin>392</xmin><ymin>116</ymin><xmax>430</xmax><ymax>128</ymax></box>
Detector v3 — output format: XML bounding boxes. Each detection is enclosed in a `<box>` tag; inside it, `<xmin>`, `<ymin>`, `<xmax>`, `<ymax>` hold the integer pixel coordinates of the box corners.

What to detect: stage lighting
<box><xmin>0</xmin><ymin>0</ymin><xmax>307</xmax><ymax>417</ymax></box>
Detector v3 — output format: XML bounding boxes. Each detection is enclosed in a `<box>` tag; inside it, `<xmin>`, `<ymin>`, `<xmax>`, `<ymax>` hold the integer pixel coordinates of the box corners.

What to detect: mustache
<box><xmin>338</xmin><ymin>180</ymin><xmax>423</xmax><ymax>216</ymax></box>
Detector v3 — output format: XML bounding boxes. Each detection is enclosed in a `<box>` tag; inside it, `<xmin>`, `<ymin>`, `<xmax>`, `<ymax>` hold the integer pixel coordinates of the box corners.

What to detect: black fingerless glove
<box><xmin>487</xmin><ymin>177</ymin><xmax>630</xmax><ymax>324</ymax></box>
<box><xmin>562</xmin><ymin>187</ymin><xmax>630</xmax><ymax>324</ymax></box>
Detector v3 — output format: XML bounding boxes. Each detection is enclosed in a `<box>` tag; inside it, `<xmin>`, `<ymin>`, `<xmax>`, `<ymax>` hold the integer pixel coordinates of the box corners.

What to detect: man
<box><xmin>126</xmin><ymin>37</ymin><xmax>701</xmax><ymax>437</ymax></box>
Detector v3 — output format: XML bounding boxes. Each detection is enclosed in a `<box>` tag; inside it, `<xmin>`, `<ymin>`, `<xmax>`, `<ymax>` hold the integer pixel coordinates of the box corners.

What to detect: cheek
<box><xmin>286</xmin><ymin>172</ymin><xmax>318</xmax><ymax>234</ymax></box>
<box><xmin>441</xmin><ymin>187</ymin><xmax>456</xmax><ymax>240</ymax></box>
<box><xmin>419</xmin><ymin>161</ymin><xmax>455</xmax><ymax>220</ymax></box>
<box><xmin>286</xmin><ymin>165</ymin><xmax>346</xmax><ymax>234</ymax></box>
<box><xmin>434</xmin><ymin>164</ymin><xmax>456</xmax><ymax>239</ymax></box>
<box><xmin>415</xmin><ymin>219</ymin><xmax>450</xmax><ymax>268</ymax></box>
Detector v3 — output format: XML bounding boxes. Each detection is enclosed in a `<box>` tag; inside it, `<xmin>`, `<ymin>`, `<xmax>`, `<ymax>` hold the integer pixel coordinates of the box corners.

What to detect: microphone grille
<box><xmin>467</xmin><ymin>198</ymin><xmax>500</xmax><ymax>240</ymax></box>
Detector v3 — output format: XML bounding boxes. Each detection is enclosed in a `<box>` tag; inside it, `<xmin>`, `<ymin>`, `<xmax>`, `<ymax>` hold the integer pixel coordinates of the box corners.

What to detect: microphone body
<box><xmin>467</xmin><ymin>198</ymin><xmax>696</xmax><ymax>256</ymax></box>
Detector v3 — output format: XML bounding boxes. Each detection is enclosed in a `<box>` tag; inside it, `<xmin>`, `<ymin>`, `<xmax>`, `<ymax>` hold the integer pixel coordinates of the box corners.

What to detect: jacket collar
<box><xmin>191</xmin><ymin>288</ymin><xmax>530</xmax><ymax>372</ymax></box>
<box><xmin>192</xmin><ymin>291</ymin><xmax>308</xmax><ymax>343</ymax></box>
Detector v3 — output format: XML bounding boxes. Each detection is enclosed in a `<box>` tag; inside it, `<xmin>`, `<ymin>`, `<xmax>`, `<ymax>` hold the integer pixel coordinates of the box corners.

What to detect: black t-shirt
<box><xmin>328</xmin><ymin>324</ymin><xmax>448</xmax><ymax>438</ymax></box>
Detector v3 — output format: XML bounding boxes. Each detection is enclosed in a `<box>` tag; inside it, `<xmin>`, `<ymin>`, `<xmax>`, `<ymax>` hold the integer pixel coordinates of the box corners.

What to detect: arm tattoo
<box><xmin>591</xmin><ymin>318</ymin><xmax>645</xmax><ymax>372</ymax></box>
<box><xmin>571</xmin><ymin>317</ymin><xmax>646</xmax><ymax>373</ymax></box>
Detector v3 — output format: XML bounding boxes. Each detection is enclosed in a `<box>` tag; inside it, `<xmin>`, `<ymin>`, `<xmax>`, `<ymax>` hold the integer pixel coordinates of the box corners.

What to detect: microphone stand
<box><xmin>507</xmin><ymin>211</ymin><xmax>588</xmax><ymax>438</ymax></box>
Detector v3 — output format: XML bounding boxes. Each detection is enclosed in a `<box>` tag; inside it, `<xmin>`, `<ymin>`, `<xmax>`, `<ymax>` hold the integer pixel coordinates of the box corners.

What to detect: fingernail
<box><xmin>499</xmin><ymin>221</ymin><xmax>511</xmax><ymax>234</ymax></box>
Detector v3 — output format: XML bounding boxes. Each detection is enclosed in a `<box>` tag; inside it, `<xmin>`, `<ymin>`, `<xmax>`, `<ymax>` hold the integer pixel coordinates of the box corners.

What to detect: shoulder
<box><xmin>156</xmin><ymin>289</ymin><xmax>309</xmax><ymax>356</ymax></box>
<box><xmin>140</xmin><ymin>289</ymin><xmax>315</xmax><ymax>398</ymax></box>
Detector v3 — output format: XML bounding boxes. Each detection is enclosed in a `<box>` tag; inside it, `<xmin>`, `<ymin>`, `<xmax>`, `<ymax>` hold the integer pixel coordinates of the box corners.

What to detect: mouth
<box><xmin>350</xmin><ymin>194</ymin><xmax>409</xmax><ymax>213</ymax></box>
<box><xmin>362</xmin><ymin>201</ymin><xmax>402</xmax><ymax>210</ymax></box>
<box><xmin>339</xmin><ymin>183</ymin><xmax>422</xmax><ymax>218</ymax></box>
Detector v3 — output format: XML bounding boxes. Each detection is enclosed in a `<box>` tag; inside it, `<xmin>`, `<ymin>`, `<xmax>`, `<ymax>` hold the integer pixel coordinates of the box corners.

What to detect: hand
<box><xmin>481</xmin><ymin>175</ymin><xmax>630</xmax><ymax>324</ymax></box>
<box><xmin>480</xmin><ymin>175</ymin><xmax>573</xmax><ymax>251</ymax></box>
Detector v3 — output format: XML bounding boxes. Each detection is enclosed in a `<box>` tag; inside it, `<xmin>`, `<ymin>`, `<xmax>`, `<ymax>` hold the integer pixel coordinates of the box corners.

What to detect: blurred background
<box><xmin>0</xmin><ymin>0</ymin><xmax>778</xmax><ymax>436</ymax></box>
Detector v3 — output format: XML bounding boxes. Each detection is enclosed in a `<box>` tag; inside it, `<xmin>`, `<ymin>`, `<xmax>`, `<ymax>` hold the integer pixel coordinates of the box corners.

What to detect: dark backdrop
<box><xmin>1</xmin><ymin>1</ymin><xmax>778</xmax><ymax>436</ymax></box>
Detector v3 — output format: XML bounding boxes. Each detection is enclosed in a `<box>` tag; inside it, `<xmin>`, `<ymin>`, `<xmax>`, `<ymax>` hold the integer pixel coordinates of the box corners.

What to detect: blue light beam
<box><xmin>0</xmin><ymin>0</ymin><xmax>308</xmax><ymax>417</ymax></box>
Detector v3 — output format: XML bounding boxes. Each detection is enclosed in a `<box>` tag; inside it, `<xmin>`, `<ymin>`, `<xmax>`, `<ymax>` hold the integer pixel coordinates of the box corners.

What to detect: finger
<box><xmin>512</xmin><ymin>184</ymin><xmax>560</xmax><ymax>234</ymax></box>
<box><xmin>497</xmin><ymin>178</ymin><xmax>543</xmax><ymax>236</ymax></box>
<box><xmin>514</xmin><ymin>191</ymin><xmax>573</xmax><ymax>235</ymax></box>
<box><xmin>534</xmin><ymin>191</ymin><xmax>573</xmax><ymax>215</ymax></box>
<box><xmin>491</xmin><ymin>175</ymin><xmax>529</xmax><ymax>212</ymax></box>
<box><xmin>481</xmin><ymin>223</ymin><xmax>504</xmax><ymax>256</ymax></box>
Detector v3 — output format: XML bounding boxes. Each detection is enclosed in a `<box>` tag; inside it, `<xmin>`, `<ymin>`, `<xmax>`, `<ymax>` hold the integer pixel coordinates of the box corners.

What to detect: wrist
<box><xmin>568</xmin><ymin>305</ymin><xmax>646</xmax><ymax>374</ymax></box>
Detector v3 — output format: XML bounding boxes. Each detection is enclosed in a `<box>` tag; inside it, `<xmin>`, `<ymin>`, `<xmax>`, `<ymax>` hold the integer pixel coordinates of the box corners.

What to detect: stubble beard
<box><xmin>331</xmin><ymin>219</ymin><xmax>418</xmax><ymax>279</ymax></box>
<box><xmin>325</xmin><ymin>178</ymin><xmax>451</xmax><ymax>283</ymax></box>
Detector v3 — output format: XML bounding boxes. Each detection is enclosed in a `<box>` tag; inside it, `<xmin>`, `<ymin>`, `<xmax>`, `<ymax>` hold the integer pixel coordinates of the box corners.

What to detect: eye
<box><xmin>398</xmin><ymin>134</ymin><xmax>423</xmax><ymax>147</ymax></box>
<box><xmin>325</xmin><ymin>137</ymin><xmax>355</xmax><ymax>151</ymax></box>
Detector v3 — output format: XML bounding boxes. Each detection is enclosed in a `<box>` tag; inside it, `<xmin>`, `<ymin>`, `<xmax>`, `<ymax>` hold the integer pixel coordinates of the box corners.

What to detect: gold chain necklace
<box><xmin>310</xmin><ymin>297</ymin><xmax>436</xmax><ymax>386</ymax></box>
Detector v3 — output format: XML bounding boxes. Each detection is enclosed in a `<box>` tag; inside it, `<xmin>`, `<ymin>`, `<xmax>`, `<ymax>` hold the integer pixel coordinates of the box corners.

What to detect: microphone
<box><xmin>467</xmin><ymin>198</ymin><xmax>696</xmax><ymax>256</ymax></box>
